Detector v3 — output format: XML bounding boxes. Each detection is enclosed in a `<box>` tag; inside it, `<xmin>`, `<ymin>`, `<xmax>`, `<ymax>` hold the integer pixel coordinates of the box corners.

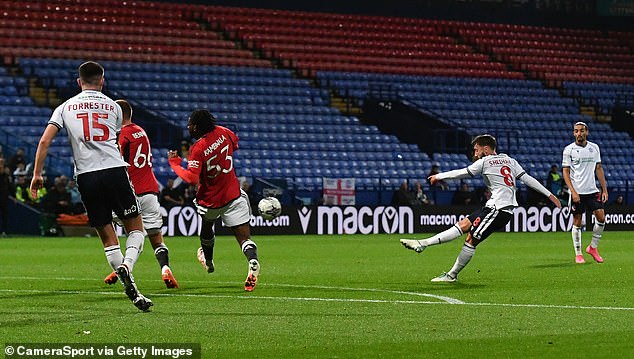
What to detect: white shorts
<box><xmin>137</xmin><ymin>193</ymin><xmax>163</xmax><ymax>233</ymax></box>
<box><xmin>113</xmin><ymin>193</ymin><xmax>163</xmax><ymax>234</ymax></box>
<box><xmin>195</xmin><ymin>189</ymin><xmax>251</xmax><ymax>227</ymax></box>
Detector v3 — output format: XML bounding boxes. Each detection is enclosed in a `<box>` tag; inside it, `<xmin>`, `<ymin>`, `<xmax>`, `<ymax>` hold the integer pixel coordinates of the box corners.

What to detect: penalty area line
<box><xmin>0</xmin><ymin>275</ymin><xmax>464</xmax><ymax>304</ymax></box>
<box><xmin>1</xmin><ymin>288</ymin><xmax>634</xmax><ymax>311</ymax></box>
<box><xmin>0</xmin><ymin>288</ymin><xmax>448</xmax><ymax>306</ymax></box>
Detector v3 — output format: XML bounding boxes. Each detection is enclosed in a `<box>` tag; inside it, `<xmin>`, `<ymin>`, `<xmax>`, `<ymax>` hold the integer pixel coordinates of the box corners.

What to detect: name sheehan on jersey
<box><xmin>203</xmin><ymin>134</ymin><xmax>227</xmax><ymax>156</ymax></box>
<box><xmin>67</xmin><ymin>102</ymin><xmax>116</xmax><ymax>112</ymax></box>
<box><xmin>488</xmin><ymin>158</ymin><xmax>511</xmax><ymax>166</ymax></box>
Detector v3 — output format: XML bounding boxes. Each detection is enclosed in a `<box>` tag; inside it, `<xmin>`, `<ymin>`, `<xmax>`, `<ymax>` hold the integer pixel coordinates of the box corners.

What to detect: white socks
<box><xmin>104</xmin><ymin>244</ymin><xmax>124</xmax><ymax>271</ymax></box>
<box><xmin>122</xmin><ymin>230</ymin><xmax>145</xmax><ymax>272</ymax></box>
<box><xmin>590</xmin><ymin>221</ymin><xmax>605</xmax><ymax>249</ymax></box>
<box><xmin>572</xmin><ymin>225</ymin><xmax>583</xmax><ymax>255</ymax></box>
<box><xmin>420</xmin><ymin>225</ymin><xmax>463</xmax><ymax>247</ymax></box>
<box><xmin>448</xmin><ymin>243</ymin><xmax>476</xmax><ymax>279</ymax></box>
<box><xmin>572</xmin><ymin>221</ymin><xmax>605</xmax><ymax>254</ymax></box>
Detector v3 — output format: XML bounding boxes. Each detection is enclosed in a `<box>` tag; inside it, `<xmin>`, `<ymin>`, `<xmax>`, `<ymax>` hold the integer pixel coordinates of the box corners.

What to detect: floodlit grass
<box><xmin>1</xmin><ymin>231</ymin><xmax>634</xmax><ymax>358</ymax></box>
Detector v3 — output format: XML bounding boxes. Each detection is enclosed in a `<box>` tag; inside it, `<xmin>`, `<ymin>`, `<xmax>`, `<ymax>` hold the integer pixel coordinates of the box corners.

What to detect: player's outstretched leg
<box><xmin>401</xmin><ymin>225</ymin><xmax>463</xmax><ymax>253</ymax></box>
<box><xmin>116</xmin><ymin>264</ymin><xmax>153</xmax><ymax>312</ymax></box>
<box><xmin>400</xmin><ymin>239</ymin><xmax>426</xmax><ymax>253</ymax></box>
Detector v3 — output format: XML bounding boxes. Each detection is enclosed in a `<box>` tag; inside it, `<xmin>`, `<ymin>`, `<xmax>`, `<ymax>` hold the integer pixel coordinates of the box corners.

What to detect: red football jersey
<box><xmin>185</xmin><ymin>125</ymin><xmax>240</xmax><ymax>208</ymax></box>
<box><xmin>119</xmin><ymin>123</ymin><xmax>159</xmax><ymax>195</ymax></box>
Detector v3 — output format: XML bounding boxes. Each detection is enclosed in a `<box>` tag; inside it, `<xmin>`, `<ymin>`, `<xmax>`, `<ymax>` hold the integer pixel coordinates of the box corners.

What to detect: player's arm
<box><xmin>518</xmin><ymin>172</ymin><xmax>561</xmax><ymax>208</ymax></box>
<box><xmin>168</xmin><ymin>150</ymin><xmax>199</xmax><ymax>184</ymax></box>
<box><xmin>430</xmin><ymin>168</ymin><xmax>472</xmax><ymax>185</ymax></box>
<box><xmin>430</xmin><ymin>159</ymin><xmax>481</xmax><ymax>185</ymax></box>
<box><xmin>561</xmin><ymin>147</ymin><xmax>579</xmax><ymax>203</ymax></box>
<box><xmin>562</xmin><ymin>166</ymin><xmax>579</xmax><ymax>203</ymax></box>
<box><xmin>595</xmin><ymin>163</ymin><xmax>608</xmax><ymax>203</ymax></box>
<box><xmin>30</xmin><ymin>124</ymin><xmax>59</xmax><ymax>198</ymax></box>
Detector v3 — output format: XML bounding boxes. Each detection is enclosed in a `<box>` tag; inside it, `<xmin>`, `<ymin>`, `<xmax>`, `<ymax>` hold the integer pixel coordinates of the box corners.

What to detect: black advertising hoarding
<box><xmin>156</xmin><ymin>205</ymin><xmax>634</xmax><ymax>236</ymax></box>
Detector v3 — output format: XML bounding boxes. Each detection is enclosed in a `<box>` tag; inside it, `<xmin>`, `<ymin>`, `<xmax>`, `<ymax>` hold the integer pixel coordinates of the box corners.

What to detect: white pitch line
<box><xmin>0</xmin><ymin>276</ymin><xmax>464</xmax><ymax>304</ymax></box>
<box><xmin>0</xmin><ymin>289</ymin><xmax>445</xmax><ymax>306</ymax></box>
<box><xmin>263</xmin><ymin>283</ymin><xmax>464</xmax><ymax>304</ymax></box>
<box><xmin>1</xmin><ymin>288</ymin><xmax>634</xmax><ymax>311</ymax></box>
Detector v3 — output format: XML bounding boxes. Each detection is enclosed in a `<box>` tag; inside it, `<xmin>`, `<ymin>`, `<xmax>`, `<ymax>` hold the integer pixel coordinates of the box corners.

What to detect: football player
<box><xmin>400</xmin><ymin>134</ymin><xmax>561</xmax><ymax>282</ymax></box>
<box><xmin>562</xmin><ymin>122</ymin><xmax>608</xmax><ymax>264</ymax></box>
<box><xmin>168</xmin><ymin>109</ymin><xmax>260</xmax><ymax>291</ymax></box>
<box><xmin>103</xmin><ymin>99</ymin><xmax>179</xmax><ymax>288</ymax></box>
<box><xmin>30</xmin><ymin>61</ymin><xmax>152</xmax><ymax>311</ymax></box>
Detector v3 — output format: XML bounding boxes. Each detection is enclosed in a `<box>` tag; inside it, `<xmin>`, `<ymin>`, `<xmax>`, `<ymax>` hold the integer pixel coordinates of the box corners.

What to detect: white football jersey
<box><xmin>467</xmin><ymin>154</ymin><xmax>525</xmax><ymax>210</ymax></box>
<box><xmin>562</xmin><ymin>141</ymin><xmax>601</xmax><ymax>195</ymax></box>
<box><xmin>48</xmin><ymin>90</ymin><xmax>127</xmax><ymax>175</ymax></box>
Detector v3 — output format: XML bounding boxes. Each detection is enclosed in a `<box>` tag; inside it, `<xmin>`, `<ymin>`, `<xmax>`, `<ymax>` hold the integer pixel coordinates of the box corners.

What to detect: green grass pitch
<box><xmin>1</xmin><ymin>231</ymin><xmax>634</xmax><ymax>358</ymax></box>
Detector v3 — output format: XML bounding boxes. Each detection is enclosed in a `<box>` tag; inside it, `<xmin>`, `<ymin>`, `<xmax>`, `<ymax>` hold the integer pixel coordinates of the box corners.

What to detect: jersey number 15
<box><xmin>77</xmin><ymin>112</ymin><xmax>109</xmax><ymax>142</ymax></box>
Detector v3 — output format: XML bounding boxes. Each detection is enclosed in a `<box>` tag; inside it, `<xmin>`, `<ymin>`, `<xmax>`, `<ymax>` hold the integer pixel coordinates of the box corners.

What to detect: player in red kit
<box><xmin>103</xmin><ymin>100</ymin><xmax>179</xmax><ymax>288</ymax></box>
<box><xmin>168</xmin><ymin>109</ymin><xmax>260</xmax><ymax>291</ymax></box>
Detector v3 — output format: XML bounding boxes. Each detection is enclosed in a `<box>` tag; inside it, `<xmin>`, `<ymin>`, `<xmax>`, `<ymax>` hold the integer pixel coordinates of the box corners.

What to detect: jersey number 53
<box><xmin>206</xmin><ymin>144</ymin><xmax>233</xmax><ymax>179</ymax></box>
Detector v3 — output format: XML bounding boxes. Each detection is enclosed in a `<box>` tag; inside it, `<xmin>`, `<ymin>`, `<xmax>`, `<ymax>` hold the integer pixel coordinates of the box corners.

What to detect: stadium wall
<box><xmin>8</xmin><ymin>201</ymin><xmax>41</xmax><ymax>235</ymax></box>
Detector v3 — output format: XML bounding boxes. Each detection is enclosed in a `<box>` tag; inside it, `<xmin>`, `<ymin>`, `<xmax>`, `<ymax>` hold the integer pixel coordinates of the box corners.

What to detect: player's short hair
<box><xmin>472</xmin><ymin>134</ymin><xmax>497</xmax><ymax>150</ymax></box>
<box><xmin>574</xmin><ymin>121</ymin><xmax>588</xmax><ymax>130</ymax></box>
<box><xmin>116</xmin><ymin>99</ymin><xmax>132</xmax><ymax>121</ymax></box>
<box><xmin>78</xmin><ymin>61</ymin><xmax>104</xmax><ymax>85</ymax></box>
<box><xmin>188</xmin><ymin>109</ymin><xmax>217</xmax><ymax>138</ymax></box>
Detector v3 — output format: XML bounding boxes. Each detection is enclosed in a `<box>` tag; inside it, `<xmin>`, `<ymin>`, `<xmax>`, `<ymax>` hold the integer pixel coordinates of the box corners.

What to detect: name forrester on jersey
<box><xmin>67</xmin><ymin>102</ymin><xmax>116</xmax><ymax>112</ymax></box>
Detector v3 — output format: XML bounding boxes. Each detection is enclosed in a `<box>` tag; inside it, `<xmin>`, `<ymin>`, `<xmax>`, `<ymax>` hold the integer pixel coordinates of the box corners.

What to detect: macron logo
<box><xmin>298</xmin><ymin>207</ymin><xmax>312</xmax><ymax>234</ymax></box>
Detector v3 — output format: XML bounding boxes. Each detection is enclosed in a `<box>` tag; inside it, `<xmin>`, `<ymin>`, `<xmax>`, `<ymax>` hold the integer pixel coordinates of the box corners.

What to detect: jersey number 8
<box><xmin>500</xmin><ymin>166</ymin><xmax>514</xmax><ymax>186</ymax></box>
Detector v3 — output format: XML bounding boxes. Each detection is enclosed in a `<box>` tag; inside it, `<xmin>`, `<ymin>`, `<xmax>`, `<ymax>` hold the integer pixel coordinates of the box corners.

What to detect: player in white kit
<box><xmin>29</xmin><ymin>61</ymin><xmax>152</xmax><ymax>311</ymax></box>
<box><xmin>562</xmin><ymin>122</ymin><xmax>608</xmax><ymax>264</ymax></box>
<box><xmin>401</xmin><ymin>134</ymin><xmax>561</xmax><ymax>282</ymax></box>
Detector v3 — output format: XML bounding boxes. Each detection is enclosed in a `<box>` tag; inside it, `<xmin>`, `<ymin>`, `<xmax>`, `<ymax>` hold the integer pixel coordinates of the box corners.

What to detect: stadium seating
<box><xmin>1</xmin><ymin>1</ymin><xmax>632</xmax><ymax>204</ymax></box>
<box><xmin>0</xmin><ymin>1</ymin><xmax>270</xmax><ymax>67</ymax></box>
<box><xmin>18</xmin><ymin>58</ymin><xmax>431</xmax><ymax>192</ymax></box>
<box><xmin>320</xmin><ymin>70</ymin><xmax>634</xmax><ymax>186</ymax></box>
<box><xmin>205</xmin><ymin>7</ymin><xmax>524</xmax><ymax>80</ymax></box>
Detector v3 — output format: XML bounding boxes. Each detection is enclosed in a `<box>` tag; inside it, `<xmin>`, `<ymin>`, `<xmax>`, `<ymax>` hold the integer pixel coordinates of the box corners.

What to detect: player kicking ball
<box><xmin>400</xmin><ymin>134</ymin><xmax>561</xmax><ymax>282</ymax></box>
<box><xmin>168</xmin><ymin>109</ymin><xmax>260</xmax><ymax>291</ymax></box>
<box><xmin>103</xmin><ymin>100</ymin><xmax>178</xmax><ymax>289</ymax></box>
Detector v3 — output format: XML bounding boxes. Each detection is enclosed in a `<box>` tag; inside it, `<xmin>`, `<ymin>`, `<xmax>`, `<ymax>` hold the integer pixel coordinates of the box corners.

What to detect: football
<box><xmin>258</xmin><ymin>197</ymin><xmax>282</xmax><ymax>220</ymax></box>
